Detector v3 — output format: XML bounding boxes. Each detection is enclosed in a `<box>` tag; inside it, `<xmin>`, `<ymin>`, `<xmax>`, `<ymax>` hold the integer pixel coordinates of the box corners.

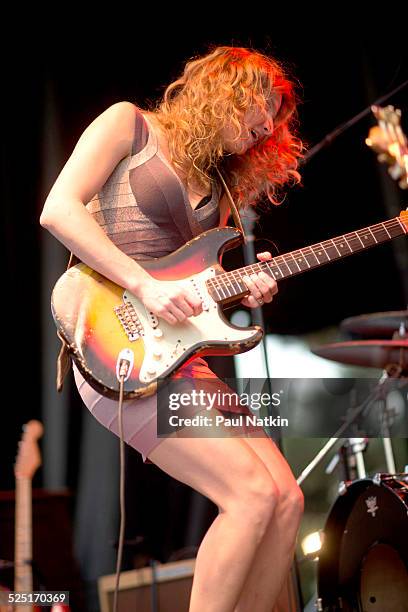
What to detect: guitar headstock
<box><xmin>14</xmin><ymin>420</ymin><xmax>43</xmax><ymax>480</ymax></box>
<box><xmin>366</xmin><ymin>104</ymin><xmax>408</xmax><ymax>189</ymax></box>
<box><xmin>400</xmin><ymin>209</ymin><xmax>408</xmax><ymax>232</ymax></box>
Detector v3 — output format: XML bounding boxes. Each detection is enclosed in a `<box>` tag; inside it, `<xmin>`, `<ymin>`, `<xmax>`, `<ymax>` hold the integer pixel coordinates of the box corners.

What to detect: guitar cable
<box><xmin>112</xmin><ymin>350</ymin><xmax>133</xmax><ymax>612</ymax></box>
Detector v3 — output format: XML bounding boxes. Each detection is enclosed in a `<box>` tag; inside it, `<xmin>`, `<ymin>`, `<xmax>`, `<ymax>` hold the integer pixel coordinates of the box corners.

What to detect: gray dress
<box><xmin>73</xmin><ymin>105</ymin><xmax>262</xmax><ymax>463</ymax></box>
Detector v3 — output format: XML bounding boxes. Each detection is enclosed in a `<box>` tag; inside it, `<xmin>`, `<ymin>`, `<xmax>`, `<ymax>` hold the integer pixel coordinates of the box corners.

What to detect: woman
<box><xmin>40</xmin><ymin>46</ymin><xmax>304</xmax><ymax>612</ymax></box>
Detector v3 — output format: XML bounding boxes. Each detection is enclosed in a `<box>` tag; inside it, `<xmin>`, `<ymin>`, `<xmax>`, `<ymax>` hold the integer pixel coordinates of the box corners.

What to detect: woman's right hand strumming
<box><xmin>133</xmin><ymin>276</ymin><xmax>203</xmax><ymax>325</ymax></box>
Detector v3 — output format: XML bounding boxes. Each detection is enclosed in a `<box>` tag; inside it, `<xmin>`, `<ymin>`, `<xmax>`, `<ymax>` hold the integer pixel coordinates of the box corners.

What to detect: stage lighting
<box><xmin>301</xmin><ymin>530</ymin><xmax>324</xmax><ymax>558</ymax></box>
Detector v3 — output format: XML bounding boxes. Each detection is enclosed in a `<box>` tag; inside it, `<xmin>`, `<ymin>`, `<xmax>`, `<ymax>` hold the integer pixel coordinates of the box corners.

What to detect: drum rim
<box><xmin>316</xmin><ymin>475</ymin><xmax>408</xmax><ymax>608</ymax></box>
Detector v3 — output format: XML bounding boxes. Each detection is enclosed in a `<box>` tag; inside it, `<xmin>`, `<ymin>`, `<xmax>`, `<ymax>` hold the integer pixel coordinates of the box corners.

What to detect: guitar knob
<box><xmin>153</xmin><ymin>349</ymin><xmax>163</xmax><ymax>360</ymax></box>
<box><xmin>153</xmin><ymin>328</ymin><xmax>163</xmax><ymax>339</ymax></box>
<box><xmin>147</xmin><ymin>367</ymin><xmax>157</xmax><ymax>376</ymax></box>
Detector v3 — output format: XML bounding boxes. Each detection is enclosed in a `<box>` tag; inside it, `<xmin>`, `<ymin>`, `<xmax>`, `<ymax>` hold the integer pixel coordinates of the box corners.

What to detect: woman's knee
<box><xmin>227</xmin><ymin>458</ymin><xmax>280</xmax><ymax>528</ymax></box>
<box><xmin>148</xmin><ymin>435</ymin><xmax>279</xmax><ymax>529</ymax></box>
<box><xmin>278</xmin><ymin>480</ymin><xmax>304</xmax><ymax>522</ymax></box>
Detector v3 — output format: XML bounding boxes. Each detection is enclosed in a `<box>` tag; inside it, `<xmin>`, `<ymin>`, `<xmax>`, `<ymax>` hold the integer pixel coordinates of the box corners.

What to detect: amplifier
<box><xmin>98</xmin><ymin>558</ymin><xmax>195</xmax><ymax>612</ymax></box>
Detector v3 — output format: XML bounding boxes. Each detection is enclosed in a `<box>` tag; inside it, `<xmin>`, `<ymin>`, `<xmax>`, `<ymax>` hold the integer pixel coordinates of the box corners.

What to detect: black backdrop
<box><xmin>1</xmin><ymin>12</ymin><xmax>408</xmax><ymax>610</ymax></box>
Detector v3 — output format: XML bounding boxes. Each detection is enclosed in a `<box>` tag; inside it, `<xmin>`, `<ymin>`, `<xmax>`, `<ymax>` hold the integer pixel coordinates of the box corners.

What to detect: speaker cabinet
<box><xmin>98</xmin><ymin>558</ymin><xmax>195</xmax><ymax>612</ymax></box>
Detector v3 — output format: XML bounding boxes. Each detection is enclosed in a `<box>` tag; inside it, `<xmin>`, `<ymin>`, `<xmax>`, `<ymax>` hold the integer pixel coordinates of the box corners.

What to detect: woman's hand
<box><xmin>134</xmin><ymin>276</ymin><xmax>203</xmax><ymax>325</ymax></box>
<box><xmin>241</xmin><ymin>251</ymin><xmax>278</xmax><ymax>308</ymax></box>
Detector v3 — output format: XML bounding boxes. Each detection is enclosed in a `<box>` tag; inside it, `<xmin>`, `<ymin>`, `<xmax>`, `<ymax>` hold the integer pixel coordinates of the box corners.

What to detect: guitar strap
<box><xmin>215</xmin><ymin>167</ymin><xmax>247</xmax><ymax>243</ymax></box>
<box><xmin>56</xmin><ymin>252</ymin><xmax>80</xmax><ymax>392</ymax></box>
<box><xmin>55</xmin><ymin>170</ymin><xmax>246</xmax><ymax>392</ymax></box>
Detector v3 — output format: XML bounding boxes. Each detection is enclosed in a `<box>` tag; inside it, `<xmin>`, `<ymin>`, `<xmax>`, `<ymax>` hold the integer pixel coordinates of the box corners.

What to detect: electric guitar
<box><xmin>13</xmin><ymin>422</ymin><xmax>69</xmax><ymax>612</ymax></box>
<box><xmin>13</xmin><ymin>420</ymin><xmax>43</xmax><ymax>612</ymax></box>
<box><xmin>366</xmin><ymin>104</ymin><xmax>408</xmax><ymax>189</ymax></box>
<box><xmin>51</xmin><ymin>107</ymin><xmax>408</xmax><ymax>401</ymax></box>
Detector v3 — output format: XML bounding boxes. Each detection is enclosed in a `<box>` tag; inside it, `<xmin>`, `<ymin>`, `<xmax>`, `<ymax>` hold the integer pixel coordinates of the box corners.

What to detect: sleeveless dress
<box><xmin>72</xmin><ymin>104</ymin><xmax>263</xmax><ymax>463</ymax></box>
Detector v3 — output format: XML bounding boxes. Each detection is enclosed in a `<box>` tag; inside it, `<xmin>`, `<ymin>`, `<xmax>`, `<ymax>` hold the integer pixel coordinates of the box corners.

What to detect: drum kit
<box><xmin>314</xmin><ymin>309</ymin><xmax>408</xmax><ymax>376</ymax></box>
<box><xmin>299</xmin><ymin>308</ymin><xmax>408</xmax><ymax>611</ymax></box>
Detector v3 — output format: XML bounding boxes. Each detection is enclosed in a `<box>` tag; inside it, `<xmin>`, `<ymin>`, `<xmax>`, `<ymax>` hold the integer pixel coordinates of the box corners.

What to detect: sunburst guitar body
<box><xmin>52</xmin><ymin>228</ymin><xmax>262</xmax><ymax>400</ymax></box>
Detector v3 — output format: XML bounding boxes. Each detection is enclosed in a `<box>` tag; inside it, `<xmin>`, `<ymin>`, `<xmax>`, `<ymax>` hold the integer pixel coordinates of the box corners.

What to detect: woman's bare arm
<box><xmin>40</xmin><ymin>101</ymin><xmax>151</xmax><ymax>293</ymax></box>
<box><xmin>40</xmin><ymin>101</ymin><xmax>203</xmax><ymax>323</ymax></box>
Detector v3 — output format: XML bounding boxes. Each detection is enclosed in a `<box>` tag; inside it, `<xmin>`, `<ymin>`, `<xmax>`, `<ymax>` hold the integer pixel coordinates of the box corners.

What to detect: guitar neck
<box><xmin>207</xmin><ymin>215</ymin><xmax>407</xmax><ymax>303</ymax></box>
<box><xmin>14</xmin><ymin>478</ymin><xmax>33</xmax><ymax>594</ymax></box>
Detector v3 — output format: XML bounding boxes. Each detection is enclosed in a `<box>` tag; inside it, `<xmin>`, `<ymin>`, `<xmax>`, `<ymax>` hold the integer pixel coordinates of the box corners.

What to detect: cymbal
<box><xmin>312</xmin><ymin>340</ymin><xmax>408</xmax><ymax>370</ymax></box>
<box><xmin>340</xmin><ymin>310</ymin><xmax>408</xmax><ymax>338</ymax></box>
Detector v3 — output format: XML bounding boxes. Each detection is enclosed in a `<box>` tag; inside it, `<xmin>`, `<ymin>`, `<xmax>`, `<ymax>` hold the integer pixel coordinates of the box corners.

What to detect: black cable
<box><xmin>301</xmin><ymin>78</ymin><xmax>408</xmax><ymax>165</ymax></box>
<box><xmin>240</xmin><ymin>210</ymin><xmax>284</xmax><ymax>450</ymax></box>
<box><xmin>112</xmin><ymin>368</ymin><xmax>127</xmax><ymax>612</ymax></box>
<box><xmin>150</xmin><ymin>559</ymin><xmax>158</xmax><ymax>612</ymax></box>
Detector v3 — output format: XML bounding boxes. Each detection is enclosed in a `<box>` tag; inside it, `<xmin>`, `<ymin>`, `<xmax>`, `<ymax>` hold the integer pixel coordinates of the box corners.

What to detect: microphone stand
<box><xmin>300</xmin><ymin>78</ymin><xmax>408</xmax><ymax>165</ymax></box>
<box><xmin>239</xmin><ymin>209</ymin><xmax>304</xmax><ymax>612</ymax></box>
<box><xmin>240</xmin><ymin>207</ymin><xmax>283</xmax><ymax>449</ymax></box>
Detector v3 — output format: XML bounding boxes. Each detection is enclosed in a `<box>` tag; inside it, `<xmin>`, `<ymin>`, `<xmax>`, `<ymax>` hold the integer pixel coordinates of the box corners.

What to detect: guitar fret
<box><xmin>299</xmin><ymin>251</ymin><xmax>311</xmax><ymax>268</ymax></box>
<box><xmin>251</xmin><ymin>263</ymin><xmax>263</xmax><ymax>276</ymax></box>
<box><xmin>224</xmin><ymin>271</ymin><xmax>250</xmax><ymax>298</ymax></box>
<box><xmin>358</xmin><ymin>230</ymin><xmax>376</xmax><ymax>247</ymax></box>
<box><xmin>218</xmin><ymin>281</ymin><xmax>229</xmax><ymax>299</ymax></box>
<box><xmin>334</xmin><ymin>236</ymin><xmax>353</xmax><ymax>254</ymax></box>
<box><xmin>354</xmin><ymin>231</ymin><xmax>365</xmax><ymax>248</ymax></box>
<box><xmin>282</xmin><ymin>255</ymin><xmax>299</xmax><ymax>273</ymax></box>
<box><xmin>211</xmin><ymin>282</ymin><xmax>224</xmax><ymax>301</ymax></box>
<box><xmin>372</xmin><ymin>225</ymin><xmax>390</xmax><ymax>242</ymax></box>
<box><xmin>250</xmin><ymin>262</ymin><xmax>277</xmax><ymax>281</ymax></box>
<box><xmin>234</xmin><ymin>273</ymin><xmax>249</xmax><ymax>294</ymax></box>
<box><xmin>344</xmin><ymin>234</ymin><xmax>362</xmax><ymax>251</ymax></box>
<box><xmin>331</xmin><ymin>240</ymin><xmax>342</xmax><ymax>257</ymax></box>
<box><xmin>367</xmin><ymin>226</ymin><xmax>378</xmax><ymax>243</ymax></box>
<box><xmin>312</xmin><ymin>244</ymin><xmax>330</xmax><ymax>264</ymax></box>
<box><xmin>265</xmin><ymin>263</ymin><xmax>278</xmax><ymax>280</ymax></box>
<box><xmin>322</xmin><ymin>240</ymin><xmax>341</xmax><ymax>260</ymax></box>
<box><xmin>223</xmin><ymin>279</ymin><xmax>234</xmax><ymax>297</ymax></box>
<box><xmin>291</xmin><ymin>250</ymin><xmax>311</xmax><ymax>270</ymax></box>
<box><xmin>382</xmin><ymin>222</ymin><xmax>392</xmax><ymax>239</ymax></box>
<box><xmin>230</xmin><ymin>274</ymin><xmax>245</xmax><ymax>294</ymax></box>
<box><xmin>303</xmin><ymin>247</ymin><xmax>321</xmax><ymax>266</ymax></box>
<box><xmin>397</xmin><ymin>216</ymin><xmax>408</xmax><ymax>234</ymax></box>
<box><xmin>385</xmin><ymin>221</ymin><xmax>404</xmax><ymax>238</ymax></box>
<box><xmin>275</xmin><ymin>258</ymin><xmax>292</xmax><ymax>276</ymax></box>
<box><xmin>289</xmin><ymin>253</ymin><xmax>302</xmax><ymax>272</ymax></box>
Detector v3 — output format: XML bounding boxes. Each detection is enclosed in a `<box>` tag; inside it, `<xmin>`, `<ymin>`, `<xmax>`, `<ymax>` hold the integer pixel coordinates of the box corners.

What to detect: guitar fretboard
<box><xmin>14</xmin><ymin>478</ymin><xmax>33</xmax><ymax>594</ymax></box>
<box><xmin>206</xmin><ymin>216</ymin><xmax>407</xmax><ymax>303</ymax></box>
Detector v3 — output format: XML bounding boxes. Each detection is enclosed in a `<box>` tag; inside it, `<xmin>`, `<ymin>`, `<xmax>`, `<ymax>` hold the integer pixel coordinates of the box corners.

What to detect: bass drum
<box><xmin>317</xmin><ymin>474</ymin><xmax>408</xmax><ymax>611</ymax></box>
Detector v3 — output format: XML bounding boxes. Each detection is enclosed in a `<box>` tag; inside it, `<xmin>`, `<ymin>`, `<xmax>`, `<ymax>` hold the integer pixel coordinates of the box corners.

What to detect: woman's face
<box><xmin>221</xmin><ymin>92</ymin><xmax>282</xmax><ymax>155</ymax></box>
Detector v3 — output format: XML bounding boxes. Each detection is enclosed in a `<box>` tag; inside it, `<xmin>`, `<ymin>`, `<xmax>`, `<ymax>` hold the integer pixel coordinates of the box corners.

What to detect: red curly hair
<box><xmin>153</xmin><ymin>45</ymin><xmax>304</xmax><ymax>208</ymax></box>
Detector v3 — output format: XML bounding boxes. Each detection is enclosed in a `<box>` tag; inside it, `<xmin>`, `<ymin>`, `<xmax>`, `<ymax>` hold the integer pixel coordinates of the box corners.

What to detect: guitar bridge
<box><xmin>114</xmin><ymin>302</ymin><xmax>144</xmax><ymax>341</ymax></box>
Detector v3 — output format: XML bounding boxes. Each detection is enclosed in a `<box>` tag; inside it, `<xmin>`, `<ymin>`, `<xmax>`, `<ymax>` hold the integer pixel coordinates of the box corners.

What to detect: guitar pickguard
<box><xmin>122</xmin><ymin>267</ymin><xmax>258</xmax><ymax>383</ymax></box>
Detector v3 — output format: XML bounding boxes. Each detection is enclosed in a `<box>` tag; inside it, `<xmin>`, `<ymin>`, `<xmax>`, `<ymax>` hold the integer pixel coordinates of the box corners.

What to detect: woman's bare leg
<box><xmin>147</xmin><ymin>427</ymin><xmax>282</xmax><ymax>612</ymax></box>
<box><xmin>234</xmin><ymin>434</ymin><xmax>304</xmax><ymax>612</ymax></box>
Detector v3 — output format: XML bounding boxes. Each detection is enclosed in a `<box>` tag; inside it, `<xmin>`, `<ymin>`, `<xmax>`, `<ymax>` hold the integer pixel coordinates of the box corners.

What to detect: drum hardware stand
<box><xmin>296</xmin><ymin>374</ymin><xmax>400</xmax><ymax>487</ymax></box>
<box><xmin>374</xmin><ymin>369</ymin><xmax>398</xmax><ymax>474</ymax></box>
<box><xmin>325</xmin><ymin>437</ymin><xmax>368</xmax><ymax>483</ymax></box>
<box><xmin>347</xmin><ymin>438</ymin><xmax>368</xmax><ymax>479</ymax></box>
<box><xmin>374</xmin><ymin>321</ymin><xmax>407</xmax><ymax>474</ymax></box>
<box><xmin>325</xmin><ymin>389</ymin><xmax>369</xmax><ymax>482</ymax></box>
